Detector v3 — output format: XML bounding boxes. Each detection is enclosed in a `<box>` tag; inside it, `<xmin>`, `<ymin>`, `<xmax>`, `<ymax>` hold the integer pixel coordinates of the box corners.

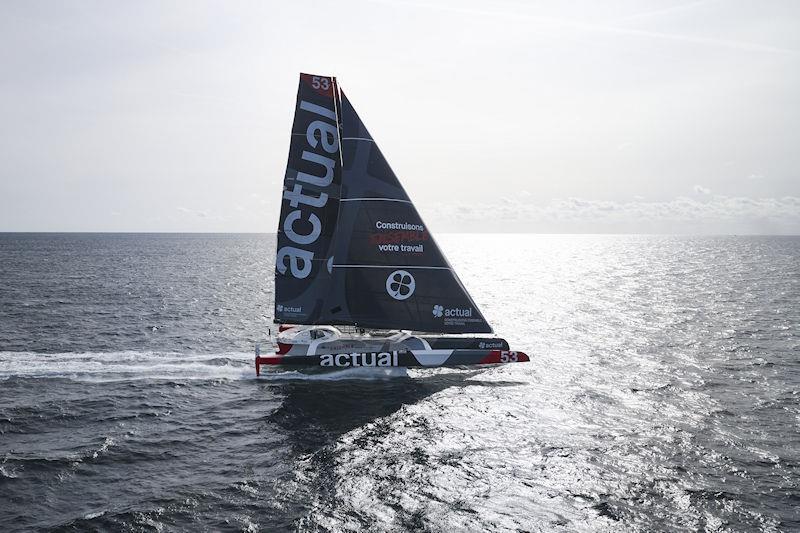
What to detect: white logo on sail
<box><xmin>432</xmin><ymin>305</ymin><xmax>473</xmax><ymax>318</ymax></box>
<box><xmin>386</xmin><ymin>270</ymin><xmax>415</xmax><ymax>300</ymax></box>
<box><xmin>276</xmin><ymin>95</ymin><xmax>338</xmax><ymax>280</ymax></box>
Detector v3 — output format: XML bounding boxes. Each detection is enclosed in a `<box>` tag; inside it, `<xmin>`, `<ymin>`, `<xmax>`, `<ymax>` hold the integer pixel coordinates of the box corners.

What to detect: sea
<box><xmin>0</xmin><ymin>233</ymin><xmax>798</xmax><ymax>532</ymax></box>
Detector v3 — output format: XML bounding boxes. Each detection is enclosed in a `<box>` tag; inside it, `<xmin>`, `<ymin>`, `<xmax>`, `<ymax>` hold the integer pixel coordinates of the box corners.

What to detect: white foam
<box><xmin>0</xmin><ymin>351</ymin><xmax>411</xmax><ymax>382</ymax></box>
<box><xmin>0</xmin><ymin>350</ymin><xmax>254</xmax><ymax>382</ymax></box>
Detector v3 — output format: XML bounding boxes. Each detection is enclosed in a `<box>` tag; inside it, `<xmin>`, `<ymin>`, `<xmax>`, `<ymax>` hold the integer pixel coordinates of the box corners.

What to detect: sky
<box><xmin>1</xmin><ymin>0</ymin><xmax>798</xmax><ymax>233</ymax></box>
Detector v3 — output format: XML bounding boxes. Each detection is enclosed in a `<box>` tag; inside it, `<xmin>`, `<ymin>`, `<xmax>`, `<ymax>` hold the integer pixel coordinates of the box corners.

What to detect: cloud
<box><xmin>747</xmin><ymin>173</ymin><xmax>765</xmax><ymax>180</ymax></box>
<box><xmin>176</xmin><ymin>206</ymin><xmax>208</xmax><ymax>218</ymax></box>
<box><xmin>693</xmin><ymin>185</ymin><xmax>711</xmax><ymax>195</ymax></box>
<box><xmin>425</xmin><ymin>195</ymin><xmax>800</xmax><ymax>233</ymax></box>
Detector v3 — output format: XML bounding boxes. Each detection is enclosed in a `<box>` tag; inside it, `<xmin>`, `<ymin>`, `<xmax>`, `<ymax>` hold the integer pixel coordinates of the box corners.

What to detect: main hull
<box><xmin>254</xmin><ymin>325</ymin><xmax>528</xmax><ymax>375</ymax></box>
<box><xmin>255</xmin><ymin>349</ymin><xmax>529</xmax><ymax>375</ymax></box>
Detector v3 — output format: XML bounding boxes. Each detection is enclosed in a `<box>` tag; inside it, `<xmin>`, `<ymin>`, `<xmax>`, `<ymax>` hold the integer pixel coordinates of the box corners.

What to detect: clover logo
<box><xmin>432</xmin><ymin>304</ymin><xmax>444</xmax><ymax>317</ymax></box>
<box><xmin>386</xmin><ymin>270</ymin><xmax>415</xmax><ymax>300</ymax></box>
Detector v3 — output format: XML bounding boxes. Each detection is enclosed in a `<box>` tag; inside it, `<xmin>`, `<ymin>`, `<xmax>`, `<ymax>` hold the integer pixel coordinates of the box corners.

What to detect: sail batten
<box><xmin>339</xmin><ymin>198</ymin><xmax>411</xmax><ymax>203</ymax></box>
<box><xmin>333</xmin><ymin>264</ymin><xmax>452</xmax><ymax>270</ymax></box>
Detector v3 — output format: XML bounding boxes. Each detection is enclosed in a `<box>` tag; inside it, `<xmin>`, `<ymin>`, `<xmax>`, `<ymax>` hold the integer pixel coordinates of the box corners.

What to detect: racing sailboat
<box><xmin>255</xmin><ymin>73</ymin><xmax>529</xmax><ymax>374</ymax></box>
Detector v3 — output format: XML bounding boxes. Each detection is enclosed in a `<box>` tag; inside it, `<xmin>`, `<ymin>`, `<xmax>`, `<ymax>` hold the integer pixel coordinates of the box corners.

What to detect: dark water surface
<box><xmin>1</xmin><ymin>233</ymin><xmax>798</xmax><ymax>532</ymax></box>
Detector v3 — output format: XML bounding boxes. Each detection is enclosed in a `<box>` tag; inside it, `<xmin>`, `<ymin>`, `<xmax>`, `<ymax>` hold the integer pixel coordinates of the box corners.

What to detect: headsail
<box><xmin>274</xmin><ymin>73</ymin><xmax>342</xmax><ymax>324</ymax></box>
<box><xmin>318</xmin><ymin>92</ymin><xmax>493</xmax><ymax>333</ymax></box>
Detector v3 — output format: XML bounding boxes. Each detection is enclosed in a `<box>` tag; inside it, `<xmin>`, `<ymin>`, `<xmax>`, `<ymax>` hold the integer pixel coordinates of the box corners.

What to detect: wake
<box><xmin>0</xmin><ymin>351</ymin><xmax>410</xmax><ymax>382</ymax></box>
<box><xmin>0</xmin><ymin>351</ymin><xmax>254</xmax><ymax>382</ymax></box>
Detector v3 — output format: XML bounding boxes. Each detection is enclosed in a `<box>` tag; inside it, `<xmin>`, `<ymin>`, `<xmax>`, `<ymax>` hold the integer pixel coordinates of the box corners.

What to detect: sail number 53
<box><xmin>311</xmin><ymin>76</ymin><xmax>330</xmax><ymax>90</ymax></box>
<box><xmin>500</xmin><ymin>351</ymin><xmax>518</xmax><ymax>363</ymax></box>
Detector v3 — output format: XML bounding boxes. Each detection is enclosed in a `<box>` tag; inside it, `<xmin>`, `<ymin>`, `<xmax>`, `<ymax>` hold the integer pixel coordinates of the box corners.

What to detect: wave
<box><xmin>0</xmin><ymin>351</ymin><xmax>411</xmax><ymax>382</ymax></box>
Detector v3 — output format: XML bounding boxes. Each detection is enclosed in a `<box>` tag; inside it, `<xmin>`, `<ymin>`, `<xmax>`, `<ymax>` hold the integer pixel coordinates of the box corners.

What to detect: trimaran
<box><xmin>255</xmin><ymin>73</ymin><xmax>529</xmax><ymax>374</ymax></box>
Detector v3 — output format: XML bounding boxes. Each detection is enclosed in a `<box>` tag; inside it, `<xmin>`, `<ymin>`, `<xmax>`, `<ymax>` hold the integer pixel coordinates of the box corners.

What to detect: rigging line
<box><xmin>339</xmin><ymin>198</ymin><xmax>411</xmax><ymax>203</ymax></box>
<box><xmin>342</xmin><ymin>137</ymin><xmax>375</xmax><ymax>142</ymax></box>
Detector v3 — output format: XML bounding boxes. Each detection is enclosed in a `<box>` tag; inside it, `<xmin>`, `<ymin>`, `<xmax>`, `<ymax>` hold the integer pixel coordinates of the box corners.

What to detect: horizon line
<box><xmin>1</xmin><ymin>231</ymin><xmax>798</xmax><ymax>237</ymax></box>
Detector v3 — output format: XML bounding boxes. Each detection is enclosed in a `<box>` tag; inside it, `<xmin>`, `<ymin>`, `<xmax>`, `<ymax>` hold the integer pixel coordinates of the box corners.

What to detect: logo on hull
<box><xmin>319</xmin><ymin>351</ymin><xmax>399</xmax><ymax>367</ymax></box>
<box><xmin>478</xmin><ymin>341</ymin><xmax>503</xmax><ymax>349</ymax></box>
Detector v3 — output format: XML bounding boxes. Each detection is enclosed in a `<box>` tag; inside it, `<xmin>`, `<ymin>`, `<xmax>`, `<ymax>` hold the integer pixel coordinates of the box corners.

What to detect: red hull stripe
<box><xmin>257</xmin><ymin>356</ymin><xmax>287</xmax><ymax>365</ymax></box>
<box><xmin>478</xmin><ymin>350</ymin><xmax>530</xmax><ymax>364</ymax></box>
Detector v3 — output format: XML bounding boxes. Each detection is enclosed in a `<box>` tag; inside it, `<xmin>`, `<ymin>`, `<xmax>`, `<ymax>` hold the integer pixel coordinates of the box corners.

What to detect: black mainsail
<box><xmin>274</xmin><ymin>74</ymin><xmax>342</xmax><ymax>324</ymax></box>
<box><xmin>316</xmin><ymin>91</ymin><xmax>493</xmax><ymax>333</ymax></box>
<box><xmin>275</xmin><ymin>75</ymin><xmax>492</xmax><ymax>333</ymax></box>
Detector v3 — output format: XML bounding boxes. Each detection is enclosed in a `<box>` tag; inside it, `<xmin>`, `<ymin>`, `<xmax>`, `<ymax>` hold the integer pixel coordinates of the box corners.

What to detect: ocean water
<box><xmin>1</xmin><ymin>233</ymin><xmax>798</xmax><ymax>532</ymax></box>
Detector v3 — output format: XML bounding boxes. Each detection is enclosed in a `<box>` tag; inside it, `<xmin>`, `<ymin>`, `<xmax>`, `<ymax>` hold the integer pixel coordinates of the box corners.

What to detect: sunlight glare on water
<box><xmin>0</xmin><ymin>233</ymin><xmax>798</xmax><ymax>531</ymax></box>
